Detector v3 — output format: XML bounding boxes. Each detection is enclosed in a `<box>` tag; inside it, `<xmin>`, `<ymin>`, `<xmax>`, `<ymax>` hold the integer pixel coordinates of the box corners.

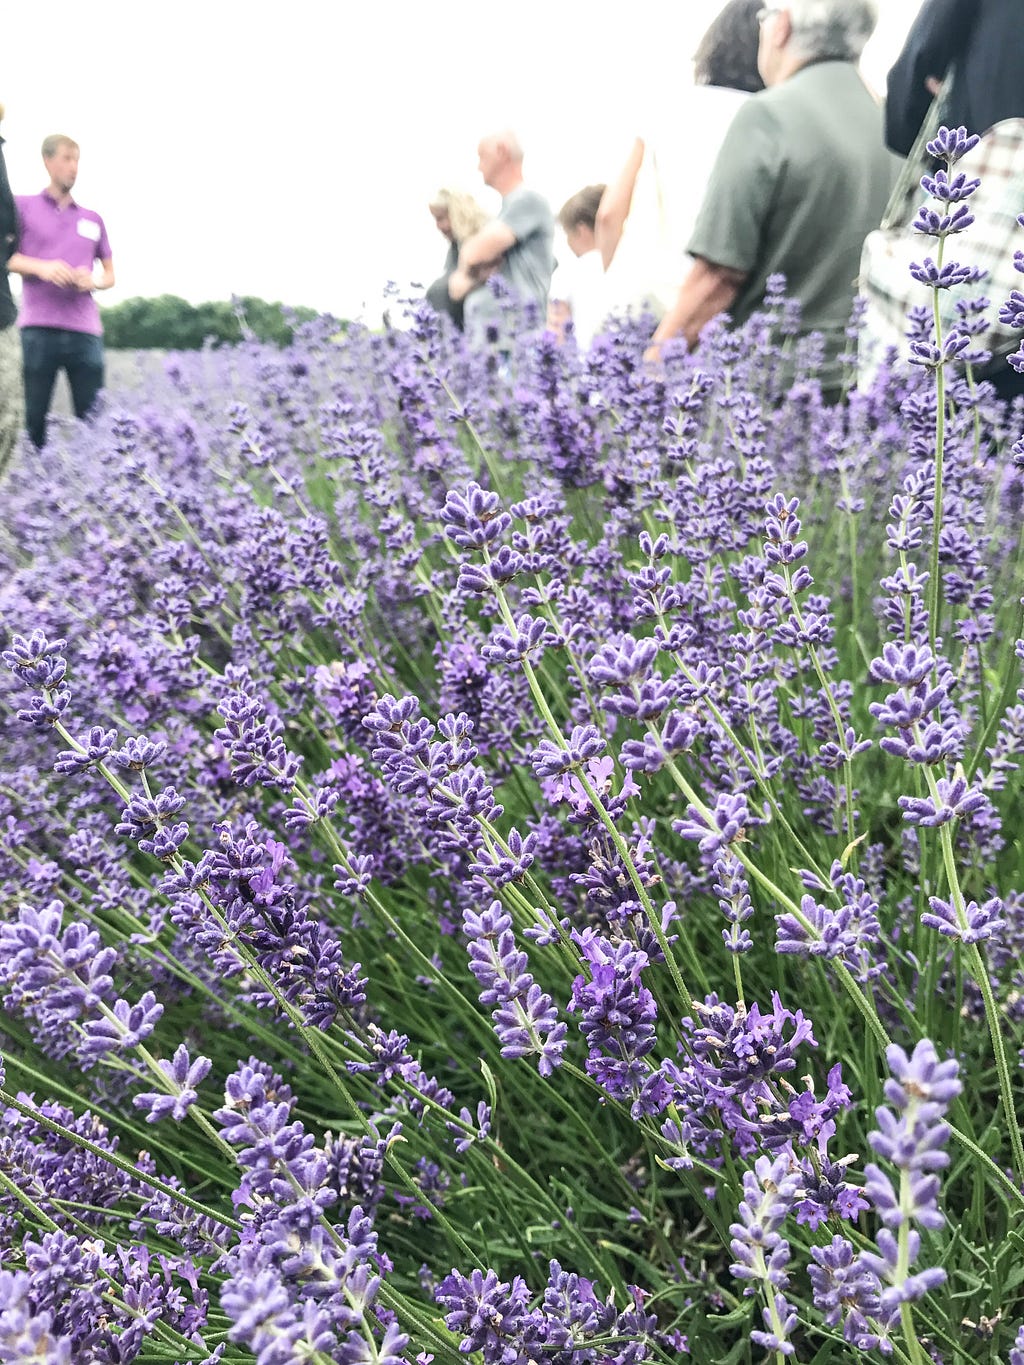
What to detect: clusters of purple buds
<box><xmin>1001</xmin><ymin>211</ymin><xmax>1024</xmax><ymax>383</ymax></box>
<box><xmin>713</xmin><ymin>850</ymin><xmax>754</xmax><ymax>954</ymax></box>
<box><xmin>215</xmin><ymin>673</ymin><xmax>302</xmax><ymax>792</ymax></box>
<box><xmin>363</xmin><ymin>695</ymin><xmax>504</xmax><ymax>872</ymax></box>
<box><xmin>729</xmin><ymin>1152</ymin><xmax>802</xmax><ymax>1357</ymax></box>
<box><xmin>869</xmin><ymin>641</ymin><xmax>964</xmax><ymax>765</ymax></box>
<box><xmin>809</xmin><ymin>1040</ymin><xmax>960</xmax><ymax>1351</ymax></box>
<box><xmin>674</xmin><ymin>790</ymin><xmax>758</xmax><ymax>858</ymax></box>
<box><xmin>0</xmin><ymin>1229</ymin><xmax>208</xmax><ymax>1363</ymax></box>
<box><xmin>1</xmin><ymin>1092</ymin><xmax>158</xmax><ymax>1242</ymax></box>
<box><xmin>776</xmin><ymin>860</ymin><xmax>886</xmax><ymax>983</ymax></box>
<box><xmin>0</xmin><ymin>899</ymin><xmax>162</xmax><ymax>1070</ymax></box>
<box><xmin>115</xmin><ymin>784</ymin><xmax>189</xmax><ymax>860</ymax></box>
<box><xmin>569</xmin><ymin>930</ymin><xmax>661</xmax><ymax>1116</ymax></box>
<box><xmin>588</xmin><ymin>632</ymin><xmax>676</xmax><ymax>721</ymax></box>
<box><xmin>436</xmin><ymin>1259</ymin><xmax>660</xmax><ymax>1363</ymax></box>
<box><xmin>897</xmin><ymin>768</ymin><xmax>989</xmax><ymax>828</ymax></box>
<box><xmin>220</xmin><ymin>1204</ymin><xmax>408</xmax><ymax>1365</ymax></box>
<box><xmin>162</xmin><ymin>821</ymin><xmax>368</xmax><ymax>1030</ymax></box>
<box><xmin>909</xmin><ymin>126</ymin><xmax>984</xmax><ymax>369</ymax></box>
<box><xmin>132</xmin><ymin>1042</ymin><xmax>212</xmax><ymax>1123</ymax></box>
<box><xmin>1</xmin><ymin>630</ymin><xmax>71</xmax><ymax>729</ymax></box>
<box><xmin>462</xmin><ymin>900</ymin><xmax>567</xmax><ymax>1075</ymax></box>
<box><xmin>671</xmin><ymin>994</ymin><xmax>842</xmax><ymax>1157</ymax></box>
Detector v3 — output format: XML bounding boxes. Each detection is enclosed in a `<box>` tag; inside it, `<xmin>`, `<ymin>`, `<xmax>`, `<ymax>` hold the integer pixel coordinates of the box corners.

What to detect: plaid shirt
<box><xmin>859</xmin><ymin>117</ymin><xmax>1024</xmax><ymax>376</ymax></box>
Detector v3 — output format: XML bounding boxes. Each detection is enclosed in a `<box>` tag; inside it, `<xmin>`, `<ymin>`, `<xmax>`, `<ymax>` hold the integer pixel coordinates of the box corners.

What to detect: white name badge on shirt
<box><xmin>77</xmin><ymin>218</ymin><xmax>101</xmax><ymax>242</ymax></box>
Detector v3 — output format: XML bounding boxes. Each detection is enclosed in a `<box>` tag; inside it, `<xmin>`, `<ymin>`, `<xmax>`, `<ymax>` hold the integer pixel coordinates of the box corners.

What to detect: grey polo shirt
<box><xmin>465</xmin><ymin>185</ymin><xmax>555</xmax><ymax>341</ymax></box>
<box><xmin>688</xmin><ymin>61</ymin><xmax>895</xmax><ymax>373</ymax></box>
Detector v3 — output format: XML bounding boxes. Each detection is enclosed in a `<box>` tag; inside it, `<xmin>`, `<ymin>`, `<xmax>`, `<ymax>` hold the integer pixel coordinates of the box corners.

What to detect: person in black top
<box><xmin>885</xmin><ymin>0</ymin><xmax>1024</xmax><ymax>156</ymax></box>
<box><xmin>885</xmin><ymin>0</ymin><xmax>1024</xmax><ymax>402</ymax></box>
<box><xmin>0</xmin><ymin>103</ymin><xmax>23</xmax><ymax>477</ymax></box>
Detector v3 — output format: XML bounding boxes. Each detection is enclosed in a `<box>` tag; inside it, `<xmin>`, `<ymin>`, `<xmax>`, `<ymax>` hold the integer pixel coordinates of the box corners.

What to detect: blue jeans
<box><xmin>21</xmin><ymin>326</ymin><xmax>105</xmax><ymax>449</ymax></box>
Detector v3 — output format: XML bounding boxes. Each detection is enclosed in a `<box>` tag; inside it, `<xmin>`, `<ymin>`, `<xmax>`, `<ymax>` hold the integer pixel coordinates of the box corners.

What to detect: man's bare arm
<box><xmin>644</xmin><ymin>256</ymin><xmax>747</xmax><ymax>361</ymax></box>
<box><xmin>78</xmin><ymin>257</ymin><xmax>115</xmax><ymax>292</ymax></box>
<box><xmin>458</xmin><ymin>220</ymin><xmax>517</xmax><ymax>275</ymax></box>
<box><xmin>7</xmin><ymin>252</ymin><xmax>76</xmax><ymax>286</ymax></box>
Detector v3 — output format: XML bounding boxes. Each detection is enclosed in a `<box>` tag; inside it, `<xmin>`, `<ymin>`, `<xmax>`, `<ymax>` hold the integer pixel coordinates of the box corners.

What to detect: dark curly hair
<box><xmin>693</xmin><ymin>0</ymin><xmax>765</xmax><ymax>94</ymax></box>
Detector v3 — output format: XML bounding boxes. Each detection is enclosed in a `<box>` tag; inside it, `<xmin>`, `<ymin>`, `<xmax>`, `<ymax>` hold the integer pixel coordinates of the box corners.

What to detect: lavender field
<box><xmin>2</xmin><ymin>133</ymin><xmax>1024</xmax><ymax>1365</ymax></box>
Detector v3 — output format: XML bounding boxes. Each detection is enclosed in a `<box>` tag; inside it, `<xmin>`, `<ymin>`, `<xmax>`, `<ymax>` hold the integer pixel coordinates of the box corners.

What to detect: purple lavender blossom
<box><xmin>920</xmin><ymin>893</ymin><xmax>1006</xmax><ymax>944</ymax></box>
<box><xmin>729</xmin><ymin>1153</ymin><xmax>802</xmax><ymax>1357</ymax></box>
<box><xmin>854</xmin><ymin>1040</ymin><xmax>960</xmax><ymax>1316</ymax></box>
<box><xmin>713</xmin><ymin>850</ymin><xmax>754</xmax><ymax>954</ymax></box>
<box><xmin>441</xmin><ymin>481</ymin><xmax>511</xmax><ymax>550</ymax></box>
<box><xmin>569</xmin><ymin>930</ymin><xmax>660</xmax><ymax>1113</ymax></box>
<box><xmin>925</xmin><ymin>126</ymin><xmax>980</xmax><ymax>164</ymax></box>
<box><xmin>133</xmin><ymin>1043</ymin><xmax>213</xmax><ymax>1122</ymax></box>
<box><xmin>530</xmin><ymin>724</ymin><xmax>605</xmax><ymax>779</ymax></box>
<box><xmin>463</xmin><ymin>901</ymin><xmax>566</xmax><ymax>1075</ymax></box>
<box><xmin>776</xmin><ymin>861</ymin><xmax>884</xmax><ymax>982</ymax></box>
<box><xmin>673</xmin><ymin>792</ymin><xmax>750</xmax><ymax>856</ymax></box>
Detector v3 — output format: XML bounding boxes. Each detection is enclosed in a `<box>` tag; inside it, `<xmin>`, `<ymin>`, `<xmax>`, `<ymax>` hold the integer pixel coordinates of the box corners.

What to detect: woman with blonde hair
<box><xmin>425</xmin><ymin>187</ymin><xmax>490</xmax><ymax>331</ymax></box>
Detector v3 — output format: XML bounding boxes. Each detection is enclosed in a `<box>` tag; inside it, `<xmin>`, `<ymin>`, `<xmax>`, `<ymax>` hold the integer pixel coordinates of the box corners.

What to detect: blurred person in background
<box><xmin>424</xmin><ymin>187</ymin><xmax>490</xmax><ymax>332</ymax></box>
<box><xmin>0</xmin><ymin>102</ymin><xmax>21</xmax><ymax>479</ymax></box>
<box><xmin>448</xmin><ymin>129</ymin><xmax>554</xmax><ymax>347</ymax></box>
<box><xmin>886</xmin><ymin>0</ymin><xmax>1024</xmax><ymax>403</ymax></box>
<box><xmin>8</xmin><ymin>134</ymin><xmax>114</xmax><ymax>449</ymax></box>
<box><xmin>646</xmin><ymin>0</ymin><xmax>892</xmax><ymax>397</ymax></box>
<box><xmin>885</xmin><ymin>0</ymin><xmax>1023</xmax><ymax>157</ymax></box>
<box><xmin>547</xmin><ymin>183</ymin><xmax>607</xmax><ymax>347</ymax></box>
<box><xmin>597</xmin><ymin>0</ymin><xmax>764</xmax><ymax>320</ymax></box>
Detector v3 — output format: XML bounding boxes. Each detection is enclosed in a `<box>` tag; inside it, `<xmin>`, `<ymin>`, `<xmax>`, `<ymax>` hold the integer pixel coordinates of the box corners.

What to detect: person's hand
<box><xmin>448</xmin><ymin>266</ymin><xmax>474</xmax><ymax>302</ymax></box>
<box><xmin>643</xmin><ymin>340</ymin><xmax>664</xmax><ymax>368</ymax></box>
<box><xmin>72</xmin><ymin>267</ymin><xmax>96</xmax><ymax>292</ymax></box>
<box><xmin>925</xmin><ymin>75</ymin><xmax>943</xmax><ymax>97</ymax></box>
<box><xmin>38</xmin><ymin>259</ymin><xmax>76</xmax><ymax>287</ymax></box>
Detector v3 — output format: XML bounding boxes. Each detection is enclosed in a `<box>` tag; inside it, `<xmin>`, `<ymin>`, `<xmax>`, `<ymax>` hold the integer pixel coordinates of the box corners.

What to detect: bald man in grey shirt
<box><xmin>450</xmin><ymin>129</ymin><xmax>554</xmax><ymax>345</ymax></box>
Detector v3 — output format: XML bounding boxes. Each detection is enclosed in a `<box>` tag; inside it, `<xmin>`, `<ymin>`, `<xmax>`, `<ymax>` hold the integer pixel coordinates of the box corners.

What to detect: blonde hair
<box><xmin>428</xmin><ymin>187</ymin><xmax>489</xmax><ymax>244</ymax></box>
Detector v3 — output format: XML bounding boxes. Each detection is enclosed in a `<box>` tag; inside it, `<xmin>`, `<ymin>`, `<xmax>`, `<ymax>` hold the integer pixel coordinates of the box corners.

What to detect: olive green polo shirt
<box><xmin>688</xmin><ymin>61</ymin><xmax>895</xmax><ymax>381</ymax></box>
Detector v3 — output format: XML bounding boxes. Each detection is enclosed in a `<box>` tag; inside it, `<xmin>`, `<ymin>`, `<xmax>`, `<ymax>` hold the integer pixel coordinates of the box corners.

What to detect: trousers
<box><xmin>21</xmin><ymin>325</ymin><xmax>105</xmax><ymax>449</ymax></box>
<box><xmin>0</xmin><ymin>323</ymin><xmax>22</xmax><ymax>478</ymax></box>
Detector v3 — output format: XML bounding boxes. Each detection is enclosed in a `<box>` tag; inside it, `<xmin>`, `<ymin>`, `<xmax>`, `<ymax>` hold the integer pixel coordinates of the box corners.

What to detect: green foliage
<box><xmin>100</xmin><ymin>293</ymin><xmax>326</xmax><ymax>350</ymax></box>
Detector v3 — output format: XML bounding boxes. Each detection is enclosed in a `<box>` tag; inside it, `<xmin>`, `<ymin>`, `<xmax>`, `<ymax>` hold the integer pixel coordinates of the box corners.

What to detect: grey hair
<box><xmin>784</xmin><ymin>0</ymin><xmax>877</xmax><ymax>61</ymax></box>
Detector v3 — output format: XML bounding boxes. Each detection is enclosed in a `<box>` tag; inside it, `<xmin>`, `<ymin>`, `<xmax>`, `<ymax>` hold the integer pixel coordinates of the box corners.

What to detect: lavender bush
<box><xmin>2</xmin><ymin>129</ymin><xmax>1024</xmax><ymax>1362</ymax></box>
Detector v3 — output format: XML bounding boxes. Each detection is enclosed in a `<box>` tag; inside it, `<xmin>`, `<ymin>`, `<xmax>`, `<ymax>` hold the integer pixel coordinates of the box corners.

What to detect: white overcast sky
<box><xmin>3</xmin><ymin>0</ymin><xmax>923</xmax><ymax>324</ymax></box>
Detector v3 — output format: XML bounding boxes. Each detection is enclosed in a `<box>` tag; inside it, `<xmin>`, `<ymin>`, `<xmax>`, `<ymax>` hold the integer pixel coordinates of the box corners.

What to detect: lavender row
<box><xmin>1</xmin><ymin>137</ymin><xmax>1024</xmax><ymax>1363</ymax></box>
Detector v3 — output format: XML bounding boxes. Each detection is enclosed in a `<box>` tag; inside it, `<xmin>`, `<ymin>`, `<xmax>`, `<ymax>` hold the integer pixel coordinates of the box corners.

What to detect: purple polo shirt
<box><xmin>15</xmin><ymin>190</ymin><xmax>112</xmax><ymax>335</ymax></box>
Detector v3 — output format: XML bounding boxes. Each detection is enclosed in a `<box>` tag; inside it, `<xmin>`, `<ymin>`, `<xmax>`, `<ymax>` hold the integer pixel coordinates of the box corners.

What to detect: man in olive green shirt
<box><xmin>647</xmin><ymin>0</ymin><xmax>893</xmax><ymax>392</ymax></box>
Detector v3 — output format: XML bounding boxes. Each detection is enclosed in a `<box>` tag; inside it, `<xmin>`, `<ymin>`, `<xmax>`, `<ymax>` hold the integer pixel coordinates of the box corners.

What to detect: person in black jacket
<box><xmin>0</xmin><ymin>102</ymin><xmax>23</xmax><ymax>478</ymax></box>
<box><xmin>885</xmin><ymin>0</ymin><xmax>1024</xmax><ymax>402</ymax></box>
<box><xmin>885</xmin><ymin>0</ymin><xmax>1023</xmax><ymax>156</ymax></box>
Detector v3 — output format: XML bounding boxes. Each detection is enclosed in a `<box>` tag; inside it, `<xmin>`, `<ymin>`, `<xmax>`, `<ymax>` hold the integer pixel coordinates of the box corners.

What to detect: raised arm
<box><xmin>595</xmin><ymin>137</ymin><xmax>645</xmax><ymax>270</ymax></box>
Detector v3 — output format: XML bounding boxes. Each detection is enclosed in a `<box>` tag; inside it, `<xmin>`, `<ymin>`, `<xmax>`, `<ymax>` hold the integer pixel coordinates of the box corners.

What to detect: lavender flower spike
<box><xmin>133</xmin><ymin>1043</ymin><xmax>213</xmax><ymax>1122</ymax></box>
<box><xmin>463</xmin><ymin>902</ymin><xmax>567</xmax><ymax>1076</ymax></box>
<box><xmin>857</xmin><ymin>1039</ymin><xmax>960</xmax><ymax>1310</ymax></box>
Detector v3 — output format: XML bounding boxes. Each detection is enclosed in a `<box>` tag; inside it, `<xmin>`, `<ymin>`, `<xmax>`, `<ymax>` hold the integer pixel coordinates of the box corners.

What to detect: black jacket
<box><xmin>885</xmin><ymin>0</ymin><xmax>1024</xmax><ymax>156</ymax></box>
<box><xmin>0</xmin><ymin>135</ymin><xmax>18</xmax><ymax>329</ymax></box>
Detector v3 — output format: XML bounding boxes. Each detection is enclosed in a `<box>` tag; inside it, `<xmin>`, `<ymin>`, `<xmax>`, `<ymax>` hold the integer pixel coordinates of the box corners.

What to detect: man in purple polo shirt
<box><xmin>9</xmin><ymin>134</ymin><xmax>114</xmax><ymax>448</ymax></box>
